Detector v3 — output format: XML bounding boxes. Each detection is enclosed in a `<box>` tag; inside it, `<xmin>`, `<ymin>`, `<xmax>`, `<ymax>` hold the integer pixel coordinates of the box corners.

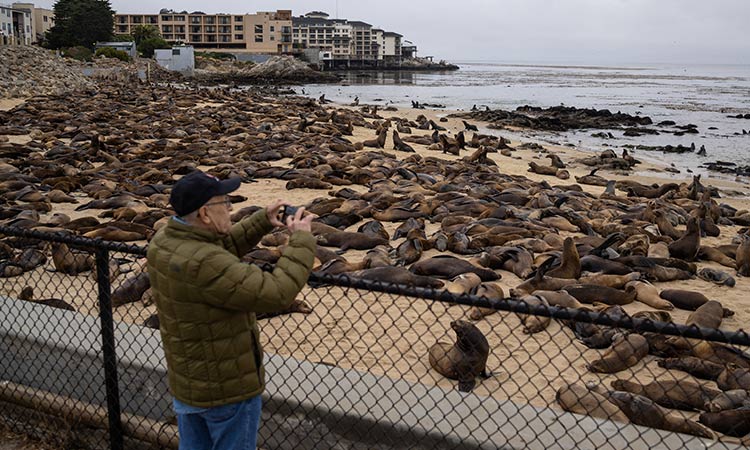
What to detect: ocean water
<box><xmin>301</xmin><ymin>62</ymin><xmax>750</xmax><ymax>179</ymax></box>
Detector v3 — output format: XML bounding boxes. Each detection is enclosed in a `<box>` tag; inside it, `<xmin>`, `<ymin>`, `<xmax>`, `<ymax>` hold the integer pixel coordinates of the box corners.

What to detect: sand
<box><xmin>2</xmin><ymin>97</ymin><xmax>749</xmax><ymax>423</ymax></box>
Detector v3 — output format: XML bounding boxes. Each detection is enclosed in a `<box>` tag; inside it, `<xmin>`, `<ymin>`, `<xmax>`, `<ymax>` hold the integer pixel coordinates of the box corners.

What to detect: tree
<box><xmin>45</xmin><ymin>0</ymin><xmax>114</xmax><ymax>50</ymax></box>
<box><xmin>132</xmin><ymin>25</ymin><xmax>160</xmax><ymax>46</ymax></box>
<box><xmin>138</xmin><ymin>37</ymin><xmax>170</xmax><ymax>58</ymax></box>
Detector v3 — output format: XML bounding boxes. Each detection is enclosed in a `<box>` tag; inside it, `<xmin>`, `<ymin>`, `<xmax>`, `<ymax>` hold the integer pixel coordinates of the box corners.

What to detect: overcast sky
<box><xmin>33</xmin><ymin>0</ymin><xmax>750</xmax><ymax>65</ymax></box>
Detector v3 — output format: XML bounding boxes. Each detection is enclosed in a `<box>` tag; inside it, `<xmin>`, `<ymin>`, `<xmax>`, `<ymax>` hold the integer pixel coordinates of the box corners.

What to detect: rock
<box><xmin>194</xmin><ymin>55</ymin><xmax>339</xmax><ymax>84</ymax></box>
<box><xmin>0</xmin><ymin>45</ymin><xmax>96</xmax><ymax>98</ymax></box>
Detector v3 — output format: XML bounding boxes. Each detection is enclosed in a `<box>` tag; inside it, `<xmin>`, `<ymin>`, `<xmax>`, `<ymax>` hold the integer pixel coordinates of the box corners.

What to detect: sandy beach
<box><xmin>1</xmin><ymin>86</ymin><xmax>749</xmax><ymax>444</ymax></box>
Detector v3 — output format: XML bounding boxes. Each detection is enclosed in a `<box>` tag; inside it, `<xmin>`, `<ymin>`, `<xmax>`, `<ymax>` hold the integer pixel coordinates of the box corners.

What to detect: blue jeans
<box><xmin>174</xmin><ymin>395</ymin><xmax>262</xmax><ymax>450</ymax></box>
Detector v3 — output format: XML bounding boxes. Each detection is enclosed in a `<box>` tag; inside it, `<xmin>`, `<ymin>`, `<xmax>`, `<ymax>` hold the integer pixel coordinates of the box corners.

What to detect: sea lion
<box><xmin>652</xmin><ymin>210</ymin><xmax>682</xmax><ymax>240</ymax></box>
<box><xmin>563</xmin><ymin>284</ymin><xmax>635</xmax><ymax>306</ymax></box>
<box><xmin>624</xmin><ymin>281</ymin><xmax>674</xmax><ymax>310</ymax></box>
<box><xmin>257</xmin><ymin>299</ymin><xmax>314</xmax><ymax>320</ymax></box>
<box><xmin>362</xmin><ymin>246</ymin><xmax>391</xmax><ymax>268</ymax></box>
<box><xmin>17</xmin><ymin>286</ymin><xmax>75</xmax><ymax>311</ymax></box>
<box><xmin>580</xmin><ymin>255</ymin><xmax>633</xmax><ymax>275</ymax></box>
<box><xmin>392</xmin><ymin>218</ymin><xmax>424</xmax><ymax>241</ymax></box>
<box><xmin>428</xmin><ymin>320</ymin><xmax>491</xmax><ymax>392</ymax></box>
<box><xmin>410</xmin><ymin>255</ymin><xmax>500</xmax><ymax>281</ymax></box>
<box><xmin>395</xmin><ymin>236</ymin><xmax>423</xmax><ymax>266</ymax></box>
<box><xmin>691</xmin><ymin>341</ymin><xmax>750</xmax><ymax>368</ymax></box>
<box><xmin>111</xmin><ymin>272</ymin><xmax>151</xmax><ymax>307</ymax></box>
<box><xmin>479</xmin><ymin>246</ymin><xmax>535</xmax><ymax>279</ymax></box>
<box><xmin>659</xmin><ymin>289</ymin><xmax>709</xmax><ymax>311</ymax></box>
<box><xmin>468</xmin><ymin>282</ymin><xmax>505</xmax><ymax>320</ymax></box>
<box><xmin>50</xmin><ymin>242</ymin><xmax>95</xmax><ymax>275</ymax></box>
<box><xmin>516</xmin><ymin>294</ymin><xmax>551</xmax><ymax>334</ymax></box>
<box><xmin>605</xmin><ymin>391</ymin><xmax>716</xmax><ymax>439</ymax></box>
<box><xmin>578</xmin><ymin>272</ymin><xmax>640</xmax><ymax>289</ymax></box>
<box><xmin>575</xmin><ymin>168</ymin><xmax>609</xmax><ymax>187</ymax></box>
<box><xmin>705</xmin><ymin>390</ymin><xmax>750</xmax><ymax>412</ymax></box>
<box><xmin>610</xmin><ymin>379</ymin><xmax>720</xmax><ymax>411</ymax></box>
<box><xmin>555</xmin><ymin>382</ymin><xmax>629</xmax><ymax>423</ymax></box>
<box><xmin>736</xmin><ymin>233</ymin><xmax>750</xmax><ymax>276</ymax></box>
<box><xmin>686</xmin><ymin>300</ymin><xmax>724</xmax><ymax>329</ymax></box>
<box><xmin>546</xmin><ymin>237</ymin><xmax>581</xmax><ymax>279</ymax></box>
<box><xmin>444</xmin><ymin>273</ymin><xmax>482</xmax><ymax>296</ymax></box>
<box><xmin>717</xmin><ymin>367</ymin><xmax>750</xmax><ymax>391</ymax></box>
<box><xmin>698</xmin><ymin>246</ymin><xmax>736</xmax><ymax>269</ymax></box>
<box><xmin>357</xmin><ymin>220</ymin><xmax>390</xmax><ymax>241</ymax></box>
<box><xmin>697</xmin><ymin>267</ymin><xmax>735</xmax><ymax>287</ymax></box>
<box><xmin>587</xmin><ymin>333</ymin><xmax>649</xmax><ymax>373</ymax></box>
<box><xmin>668</xmin><ymin>217</ymin><xmax>700</xmax><ymax>261</ymax></box>
<box><xmin>699</xmin><ymin>408</ymin><xmax>750</xmax><ymax>437</ymax></box>
<box><xmin>349</xmin><ymin>266</ymin><xmax>444</xmax><ymax>289</ymax></box>
<box><xmin>316</xmin><ymin>231</ymin><xmax>388</xmax><ymax>251</ymax></box>
<box><xmin>533</xmin><ymin>289</ymin><xmax>583</xmax><ymax>309</ymax></box>
<box><xmin>658</xmin><ymin>357</ymin><xmax>725</xmax><ymax>380</ymax></box>
<box><xmin>648</xmin><ymin>241</ymin><xmax>670</xmax><ymax>258</ymax></box>
<box><xmin>315</xmin><ymin>258</ymin><xmax>367</xmax><ymax>275</ymax></box>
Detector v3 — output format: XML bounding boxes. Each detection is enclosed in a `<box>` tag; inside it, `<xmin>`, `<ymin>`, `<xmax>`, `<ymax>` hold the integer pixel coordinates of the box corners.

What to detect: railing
<box><xmin>0</xmin><ymin>226</ymin><xmax>748</xmax><ymax>449</ymax></box>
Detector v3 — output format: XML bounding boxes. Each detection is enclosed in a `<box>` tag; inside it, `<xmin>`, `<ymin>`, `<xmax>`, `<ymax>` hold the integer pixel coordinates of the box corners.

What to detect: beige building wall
<box><xmin>11</xmin><ymin>3</ymin><xmax>52</xmax><ymax>43</ymax></box>
<box><xmin>243</xmin><ymin>10</ymin><xmax>292</xmax><ymax>53</ymax></box>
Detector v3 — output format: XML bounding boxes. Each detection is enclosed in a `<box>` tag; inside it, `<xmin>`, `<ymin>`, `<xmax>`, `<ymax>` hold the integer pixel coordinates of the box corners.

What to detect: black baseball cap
<box><xmin>170</xmin><ymin>170</ymin><xmax>241</xmax><ymax>216</ymax></box>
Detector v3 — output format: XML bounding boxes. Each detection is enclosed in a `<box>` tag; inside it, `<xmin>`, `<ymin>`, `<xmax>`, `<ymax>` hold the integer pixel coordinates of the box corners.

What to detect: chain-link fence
<box><xmin>1</xmin><ymin>225</ymin><xmax>749</xmax><ymax>449</ymax></box>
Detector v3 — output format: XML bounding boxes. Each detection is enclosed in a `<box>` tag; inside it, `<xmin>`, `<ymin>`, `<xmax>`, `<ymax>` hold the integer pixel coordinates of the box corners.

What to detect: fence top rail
<box><xmin>3</xmin><ymin>225</ymin><xmax>748</xmax><ymax>347</ymax></box>
<box><xmin>0</xmin><ymin>225</ymin><xmax>148</xmax><ymax>256</ymax></box>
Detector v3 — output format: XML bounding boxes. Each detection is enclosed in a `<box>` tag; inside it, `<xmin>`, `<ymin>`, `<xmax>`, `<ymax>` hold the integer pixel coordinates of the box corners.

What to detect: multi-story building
<box><xmin>113</xmin><ymin>8</ymin><xmax>414</xmax><ymax>66</ymax></box>
<box><xmin>11</xmin><ymin>2</ymin><xmax>53</xmax><ymax>44</ymax></box>
<box><xmin>0</xmin><ymin>3</ymin><xmax>31</xmax><ymax>45</ymax></box>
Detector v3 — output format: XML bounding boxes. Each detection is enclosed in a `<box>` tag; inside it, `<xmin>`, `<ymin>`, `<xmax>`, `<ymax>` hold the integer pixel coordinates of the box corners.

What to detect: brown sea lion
<box><xmin>605</xmin><ymin>391</ymin><xmax>716</xmax><ymax>439</ymax></box>
<box><xmin>563</xmin><ymin>284</ymin><xmax>635</xmax><ymax>305</ymax></box>
<box><xmin>647</xmin><ymin>241</ymin><xmax>670</xmax><ymax>259</ymax></box>
<box><xmin>516</xmin><ymin>295</ymin><xmax>551</xmax><ymax>334</ymax></box>
<box><xmin>691</xmin><ymin>341</ymin><xmax>750</xmax><ymax>368</ymax></box>
<box><xmin>587</xmin><ymin>333</ymin><xmax>649</xmax><ymax>373</ymax></box>
<box><xmin>705</xmin><ymin>390</ymin><xmax>750</xmax><ymax>412</ymax></box>
<box><xmin>362</xmin><ymin>246</ymin><xmax>391</xmax><ymax>268</ymax></box>
<box><xmin>555</xmin><ymin>382</ymin><xmax>629</xmax><ymax>423</ymax></box>
<box><xmin>528</xmin><ymin>161</ymin><xmax>558</xmax><ymax>176</ymax></box>
<box><xmin>410</xmin><ymin>255</ymin><xmax>500</xmax><ymax>281</ymax></box>
<box><xmin>478</xmin><ymin>246</ymin><xmax>535</xmax><ymax>279</ymax></box>
<box><xmin>610</xmin><ymin>379</ymin><xmax>720</xmax><ymax>411</ymax></box>
<box><xmin>578</xmin><ymin>272</ymin><xmax>640</xmax><ymax>289</ymax></box>
<box><xmin>349</xmin><ymin>266</ymin><xmax>444</xmax><ymax>289</ymax></box>
<box><xmin>717</xmin><ymin>367</ymin><xmax>750</xmax><ymax>391</ymax></box>
<box><xmin>444</xmin><ymin>273</ymin><xmax>482</xmax><ymax>295</ymax></box>
<box><xmin>111</xmin><ymin>272</ymin><xmax>151</xmax><ymax>307</ymax></box>
<box><xmin>316</xmin><ymin>231</ymin><xmax>388</xmax><ymax>251</ymax></box>
<box><xmin>631</xmin><ymin>310</ymin><xmax>672</xmax><ymax>323</ymax></box>
<box><xmin>17</xmin><ymin>286</ymin><xmax>75</xmax><ymax>311</ymax></box>
<box><xmin>686</xmin><ymin>300</ymin><xmax>724</xmax><ymax>329</ymax></box>
<box><xmin>624</xmin><ymin>281</ymin><xmax>674</xmax><ymax>310</ymax></box>
<box><xmin>51</xmin><ymin>242</ymin><xmax>95</xmax><ymax>275</ymax></box>
<box><xmin>698</xmin><ymin>245</ymin><xmax>736</xmax><ymax>269</ymax></box>
<box><xmin>668</xmin><ymin>217</ymin><xmax>700</xmax><ymax>261</ymax></box>
<box><xmin>736</xmin><ymin>233</ymin><xmax>750</xmax><ymax>277</ymax></box>
<box><xmin>396</xmin><ymin>235</ymin><xmax>423</xmax><ymax>266</ymax></box>
<box><xmin>546</xmin><ymin>237</ymin><xmax>581</xmax><ymax>279</ymax></box>
<box><xmin>428</xmin><ymin>320</ymin><xmax>490</xmax><ymax>392</ymax></box>
<box><xmin>652</xmin><ymin>209</ymin><xmax>682</xmax><ymax>240</ymax></box>
<box><xmin>533</xmin><ymin>289</ymin><xmax>583</xmax><ymax>309</ymax></box>
<box><xmin>315</xmin><ymin>258</ymin><xmax>367</xmax><ymax>275</ymax></box>
<box><xmin>468</xmin><ymin>282</ymin><xmax>505</xmax><ymax>320</ymax></box>
<box><xmin>658</xmin><ymin>356</ymin><xmax>725</xmax><ymax>380</ymax></box>
<box><xmin>580</xmin><ymin>255</ymin><xmax>632</xmax><ymax>275</ymax></box>
<box><xmin>699</xmin><ymin>408</ymin><xmax>750</xmax><ymax>437</ymax></box>
<box><xmin>257</xmin><ymin>298</ymin><xmax>314</xmax><ymax>319</ymax></box>
<box><xmin>659</xmin><ymin>289</ymin><xmax>709</xmax><ymax>311</ymax></box>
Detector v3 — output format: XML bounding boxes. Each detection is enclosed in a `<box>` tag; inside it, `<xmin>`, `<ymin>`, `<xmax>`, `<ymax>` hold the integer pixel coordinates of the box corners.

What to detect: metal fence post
<box><xmin>95</xmin><ymin>247</ymin><xmax>124</xmax><ymax>450</ymax></box>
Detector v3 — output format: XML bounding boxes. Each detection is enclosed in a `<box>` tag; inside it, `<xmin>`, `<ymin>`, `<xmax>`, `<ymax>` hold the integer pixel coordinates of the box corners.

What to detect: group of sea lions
<box><xmin>1</xmin><ymin>83</ymin><xmax>749</xmax><ymax>442</ymax></box>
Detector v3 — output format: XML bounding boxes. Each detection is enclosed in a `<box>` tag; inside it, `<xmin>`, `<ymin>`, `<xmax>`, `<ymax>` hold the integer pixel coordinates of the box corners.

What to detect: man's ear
<box><xmin>197</xmin><ymin>206</ymin><xmax>211</xmax><ymax>224</ymax></box>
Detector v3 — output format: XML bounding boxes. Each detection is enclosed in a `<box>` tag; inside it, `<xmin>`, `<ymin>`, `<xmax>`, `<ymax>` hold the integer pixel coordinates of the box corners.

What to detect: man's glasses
<box><xmin>204</xmin><ymin>198</ymin><xmax>232</xmax><ymax>208</ymax></box>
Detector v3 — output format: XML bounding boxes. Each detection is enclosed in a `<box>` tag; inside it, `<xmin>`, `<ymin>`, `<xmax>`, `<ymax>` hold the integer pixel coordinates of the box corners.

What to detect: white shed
<box><xmin>154</xmin><ymin>45</ymin><xmax>194</xmax><ymax>76</ymax></box>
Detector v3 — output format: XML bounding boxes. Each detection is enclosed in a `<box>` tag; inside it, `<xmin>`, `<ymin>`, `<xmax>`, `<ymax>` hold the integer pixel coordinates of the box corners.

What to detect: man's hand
<box><xmin>266</xmin><ymin>199</ymin><xmax>288</xmax><ymax>228</ymax></box>
<box><xmin>287</xmin><ymin>207</ymin><xmax>314</xmax><ymax>233</ymax></box>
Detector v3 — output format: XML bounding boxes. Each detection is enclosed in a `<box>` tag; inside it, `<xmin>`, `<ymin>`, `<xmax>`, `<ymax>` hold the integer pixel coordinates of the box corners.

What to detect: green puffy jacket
<box><xmin>146</xmin><ymin>209</ymin><xmax>315</xmax><ymax>408</ymax></box>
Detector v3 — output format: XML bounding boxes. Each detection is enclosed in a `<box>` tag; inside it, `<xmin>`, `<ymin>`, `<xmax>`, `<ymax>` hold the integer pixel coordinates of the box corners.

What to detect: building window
<box><xmin>255</xmin><ymin>35</ymin><xmax>263</xmax><ymax>42</ymax></box>
<box><xmin>270</xmin><ymin>26</ymin><xmax>274</xmax><ymax>32</ymax></box>
<box><xmin>270</xmin><ymin>36</ymin><xmax>274</xmax><ymax>41</ymax></box>
<box><xmin>254</xmin><ymin>24</ymin><xmax>262</xmax><ymax>33</ymax></box>
<box><xmin>175</xmin><ymin>16</ymin><xmax>185</xmax><ymax>21</ymax></box>
<box><xmin>190</xmin><ymin>17</ymin><xmax>201</xmax><ymax>24</ymax></box>
<box><xmin>161</xmin><ymin>15</ymin><xmax>172</xmax><ymax>21</ymax></box>
<box><xmin>220</xmin><ymin>17</ymin><xmax>230</xmax><ymax>24</ymax></box>
<box><xmin>234</xmin><ymin>34</ymin><xmax>243</xmax><ymax>40</ymax></box>
<box><xmin>234</xmin><ymin>25</ymin><xmax>242</xmax><ymax>31</ymax></box>
<box><xmin>205</xmin><ymin>17</ymin><xmax>214</xmax><ymax>24</ymax></box>
<box><xmin>172</xmin><ymin>49</ymin><xmax>181</xmax><ymax>55</ymax></box>
<box><xmin>234</xmin><ymin>16</ymin><xmax>243</xmax><ymax>22</ymax></box>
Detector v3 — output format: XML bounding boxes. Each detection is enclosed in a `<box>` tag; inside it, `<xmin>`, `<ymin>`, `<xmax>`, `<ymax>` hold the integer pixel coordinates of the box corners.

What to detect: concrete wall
<box><xmin>155</xmin><ymin>45</ymin><xmax>194</xmax><ymax>76</ymax></box>
<box><xmin>0</xmin><ymin>298</ymin><xmax>736</xmax><ymax>450</ymax></box>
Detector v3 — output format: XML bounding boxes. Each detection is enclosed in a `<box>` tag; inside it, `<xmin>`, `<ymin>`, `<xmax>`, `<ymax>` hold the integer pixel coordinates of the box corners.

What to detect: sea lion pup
<box><xmin>555</xmin><ymin>382</ymin><xmax>629</xmax><ymax>423</ymax></box>
<box><xmin>349</xmin><ymin>266</ymin><xmax>444</xmax><ymax>289</ymax></box>
<box><xmin>575</xmin><ymin>168</ymin><xmax>609</xmax><ymax>187</ymax></box>
<box><xmin>515</xmin><ymin>294</ymin><xmax>551</xmax><ymax>334</ymax></box>
<box><xmin>527</xmin><ymin>161</ymin><xmax>558</xmax><ymax>176</ymax></box>
<box><xmin>428</xmin><ymin>319</ymin><xmax>491</xmax><ymax>392</ymax></box>
<box><xmin>698</xmin><ymin>245</ymin><xmax>736</xmax><ymax>269</ymax></box>
<box><xmin>578</xmin><ymin>272</ymin><xmax>641</xmax><ymax>289</ymax></box>
<box><xmin>17</xmin><ymin>286</ymin><xmax>75</xmax><ymax>311</ymax></box>
<box><xmin>587</xmin><ymin>333</ymin><xmax>649</xmax><ymax>373</ymax></box>
<box><xmin>316</xmin><ymin>231</ymin><xmax>389</xmax><ymax>252</ymax></box>
<box><xmin>717</xmin><ymin>367</ymin><xmax>750</xmax><ymax>391</ymax></box>
<box><xmin>51</xmin><ymin>242</ymin><xmax>95</xmax><ymax>275</ymax></box>
<box><xmin>604</xmin><ymin>391</ymin><xmax>716</xmax><ymax>439</ymax></box>
<box><xmin>705</xmin><ymin>389</ymin><xmax>750</xmax><ymax>412</ymax></box>
<box><xmin>533</xmin><ymin>290</ymin><xmax>583</xmax><ymax>309</ymax></box>
<box><xmin>363</xmin><ymin>245</ymin><xmax>392</xmax><ymax>268</ymax></box>
<box><xmin>410</xmin><ymin>255</ymin><xmax>500</xmax><ymax>281</ymax></box>
<box><xmin>111</xmin><ymin>272</ymin><xmax>151</xmax><ymax>307</ymax></box>
<box><xmin>668</xmin><ymin>216</ymin><xmax>701</xmax><ymax>261</ymax></box>
<box><xmin>443</xmin><ymin>272</ymin><xmax>482</xmax><ymax>296</ymax></box>
<box><xmin>624</xmin><ymin>281</ymin><xmax>674</xmax><ymax>310</ymax></box>
<box><xmin>468</xmin><ymin>282</ymin><xmax>505</xmax><ymax>320</ymax></box>
<box><xmin>699</xmin><ymin>408</ymin><xmax>750</xmax><ymax>438</ymax></box>
<box><xmin>736</xmin><ymin>233</ymin><xmax>750</xmax><ymax>276</ymax></box>
<box><xmin>546</xmin><ymin>237</ymin><xmax>581</xmax><ymax>279</ymax></box>
<box><xmin>563</xmin><ymin>284</ymin><xmax>635</xmax><ymax>306</ymax></box>
<box><xmin>610</xmin><ymin>379</ymin><xmax>720</xmax><ymax>412</ymax></box>
<box><xmin>658</xmin><ymin>357</ymin><xmax>726</xmax><ymax>380</ymax></box>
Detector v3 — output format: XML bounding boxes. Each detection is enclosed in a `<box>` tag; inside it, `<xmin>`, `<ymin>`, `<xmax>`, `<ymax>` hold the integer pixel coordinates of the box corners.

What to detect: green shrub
<box><xmin>196</xmin><ymin>51</ymin><xmax>236</xmax><ymax>61</ymax></box>
<box><xmin>95</xmin><ymin>47</ymin><xmax>131</xmax><ymax>62</ymax></box>
<box><xmin>138</xmin><ymin>37</ymin><xmax>170</xmax><ymax>58</ymax></box>
<box><xmin>62</xmin><ymin>46</ymin><xmax>93</xmax><ymax>61</ymax></box>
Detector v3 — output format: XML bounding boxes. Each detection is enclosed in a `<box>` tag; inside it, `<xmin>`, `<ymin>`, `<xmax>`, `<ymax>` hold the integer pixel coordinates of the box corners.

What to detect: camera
<box><xmin>279</xmin><ymin>205</ymin><xmax>299</xmax><ymax>221</ymax></box>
